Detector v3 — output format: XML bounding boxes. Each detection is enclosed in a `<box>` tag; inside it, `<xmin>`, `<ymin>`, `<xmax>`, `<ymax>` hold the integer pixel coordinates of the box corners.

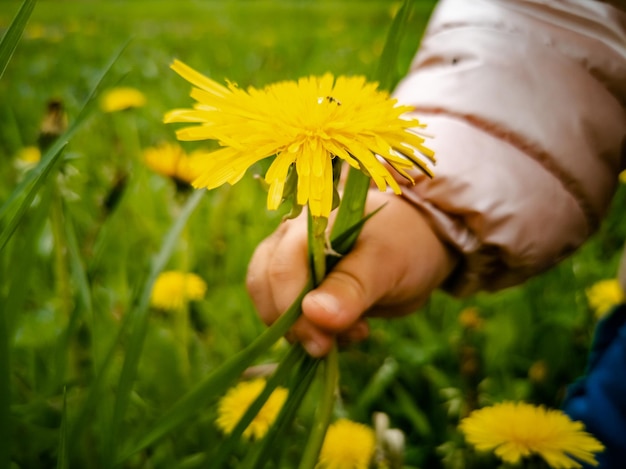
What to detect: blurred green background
<box><xmin>1</xmin><ymin>1</ymin><xmax>625</xmax><ymax>468</ymax></box>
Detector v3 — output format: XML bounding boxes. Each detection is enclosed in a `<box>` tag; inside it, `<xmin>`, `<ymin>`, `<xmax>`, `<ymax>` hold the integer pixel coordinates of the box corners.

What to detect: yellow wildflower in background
<box><xmin>143</xmin><ymin>142</ymin><xmax>199</xmax><ymax>187</ymax></box>
<box><xmin>165</xmin><ymin>60</ymin><xmax>435</xmax><ymax>218</ymax></box>
<box><xmin>458</xmin><ymin>307</ymin><xmax>484</xmax><ymax>330</ymax></box>
<box><xmin>619</xmin><ymin>169</ymin><xmax>626</xmax><ymax>184</ymax></box>
<box><xmin>101</xmin><ymin>87</ymin><xmax>146</xmax><ymax>113</ymax></box>
<box><xmin>318</xmin><ymin>419</ymin><xmax>376</xmax><ymax>469</ymax></box>
<box><xmin>459</xmin><ymin>402</ymin><xmax>604</xmax><ymax>468</ymax></box>
<box><xmin>15</xmin><ymin>146</ymin><xmax>41</xmax><ymax>167</ymax></box>
<box><xmin>528</xmin><ymin>360</ymin><xmax>549</xmax><ymax>384</ymax></box>
<box><xmin>216</xmin><ymin>378</ymin><xmax>288</xmax><ymax>441</ymax></box>
<box><xmin>150</xmin><ymin>271</ymin><xmax>207</xmax><ymax>311</ymax></box>
<box><xmin>586</xmin><ymin>278</ymin><xmax>624</xmax><ymax>319</ymax></box>
<box><xmin>25</xmin><ymin>23</ymin><xmax>46</xmax><ymax>40</ymax></box>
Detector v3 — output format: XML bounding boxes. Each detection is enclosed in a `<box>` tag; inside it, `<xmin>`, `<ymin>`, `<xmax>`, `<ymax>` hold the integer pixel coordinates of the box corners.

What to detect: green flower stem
<box><xmin>298</xmin><ymin>343</ymin><xmax>339</xmax><ymax>469</ymax></box>
<box><xmin>175</xmin><ymin>222</ymin><xmax>192</xmax><ymax>382</ymax></box>
<box><xmin>50</xmin><ymin>184</ymin><xmax>72</xmax><ymax>320</ymax></box>
<box><xmin>49</xmin><ymin>171</ymin><xmax>84</xmax><ymax>390</ymax></box>
<box><xmin>174</xmin><ymin>302</ymin><xmax>190</xmax><ymax>381</ymax></box>
<box><xmin>0</xmin><ymin>308</ymin><xmax>9</xmax><ymax>469</ymax></box>
<box><xmin>295</xmin><ymin>166</ymin><xmax>372</xmax><ymax>468</ymax></box>
<box><xmin>112</xmin><ymin>111</ymin><xmax>141</xmax><ymax>171</ymax></box>
<box><xmin>330</xmin><ymin>168</ymin><xmax>370</xmax><ymax>242</ymax></box>
<box><xmin>308</xmin><ymin>214</ymin><xmax>328</xmax><ymax>287</ymax></box>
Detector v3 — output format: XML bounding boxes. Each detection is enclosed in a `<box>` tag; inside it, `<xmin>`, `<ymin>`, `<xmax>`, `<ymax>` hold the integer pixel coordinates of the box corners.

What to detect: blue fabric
<box><xmin>562</xmin><ymin>303</ymin><xmax>626</xmax><ymax>468</ymax></box>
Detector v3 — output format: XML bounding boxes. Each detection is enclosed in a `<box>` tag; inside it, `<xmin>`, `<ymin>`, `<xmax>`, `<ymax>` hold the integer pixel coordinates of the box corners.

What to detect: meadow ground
<box><xmin>1</xmin><ymin>1</ymin><xmax>625</xmax><ymax>468</ymax></box>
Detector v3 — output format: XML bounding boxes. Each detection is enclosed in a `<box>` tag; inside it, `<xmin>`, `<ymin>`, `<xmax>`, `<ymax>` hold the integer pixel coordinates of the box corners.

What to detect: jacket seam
<box><xmin>414</xmin><ymin>107</ymin><xmax>600</xmax><ymax>231</ymax></box>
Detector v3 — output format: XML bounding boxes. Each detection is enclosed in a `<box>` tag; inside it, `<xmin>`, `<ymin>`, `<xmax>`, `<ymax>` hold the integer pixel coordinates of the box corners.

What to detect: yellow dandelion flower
<box><xmin>216</xmin><ymin>378</ymin><xmax>288</xmax><ymax>441</ymax></box>
<box><xmin>459</xmin><ymin>402</ymin><xmax>604</xmax><ymax>468</ymax></box>
<box><xmin>318</xmin><ymin>419</ymin><xmax>376</xmax><ymax>469</ymax></box>
<box><xmin>100</xmin><ymin>87</ymin><xmax>146</xmax><ymax>113</ymax></box>
<box><xmin>165</xmin><ymin>60</ymin><xmax>435</xmax><ymax>218</ymax></box>
<box><xmin>143</xmin><ymin>142</ymin><xmax>199</xmax><ymax>187</ymax></box>
<box><xmin>25</xmin><ymin>23</ymin><xmax>46</xmax><ymax>40</ymax></box>
<box><xmin>458</xmin><ymin>307</ymin><xmax>484</xmax><ymax>330</ymax></box>
<box><xmin>150</xmin><ymin>271</ymin><xmax>207</xmax><ymax>311</ymax></box>
<box><xmin>586</xmin><ymin>278</ymin><xmax>624</xmax><ymax>319</ymax></box>
<box><xmin>15</xmin><ymin>146</ymin><xmax>41</xmax><ymax>166</ymax></box>
<box><xmin>619</xmin><ymin>169</ymin><xmax>626</xmax><ymax>184</ymax></box>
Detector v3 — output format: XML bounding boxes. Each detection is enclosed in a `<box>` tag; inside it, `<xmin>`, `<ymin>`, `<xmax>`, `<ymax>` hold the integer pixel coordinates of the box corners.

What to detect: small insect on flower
<box><xmin>324</xmin><ymin>96</ymin><xmax>342</xmax><ymax>105</ymax></box>
<box><xmin>165</xmin><ymin>60</ymin><xmax>435</xmax><ymax>218</ymax></box>
<box><xmin>38</xmin><ymin>99</ymin><xmax>68</xmax><ymax>150</ymax></box>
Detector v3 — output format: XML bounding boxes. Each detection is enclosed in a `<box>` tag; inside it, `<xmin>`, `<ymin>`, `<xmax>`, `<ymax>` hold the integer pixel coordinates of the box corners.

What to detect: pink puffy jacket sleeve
<box><xmin>393</xmin><ymin>0</ymin><xmax>626</xmax><ymax>296</ymax></box>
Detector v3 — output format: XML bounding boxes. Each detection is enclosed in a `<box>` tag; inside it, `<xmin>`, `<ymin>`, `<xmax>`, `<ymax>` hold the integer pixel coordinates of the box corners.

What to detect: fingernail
<box><xmin>308</xmin><ymin>292</ymin><xmax>340</xmax><ymax>317</ymax></box>
<box><xmin>303</xmin><ymin>339</ymin><xmax>325</xmax><ymax>357</ymax></box>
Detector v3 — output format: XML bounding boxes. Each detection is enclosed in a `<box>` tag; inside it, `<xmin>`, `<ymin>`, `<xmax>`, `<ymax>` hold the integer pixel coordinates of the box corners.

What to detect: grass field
<box><xmin>1</xmin><ymin>1</ymin><xmax>625</xmax><ymax>468</ymax></box>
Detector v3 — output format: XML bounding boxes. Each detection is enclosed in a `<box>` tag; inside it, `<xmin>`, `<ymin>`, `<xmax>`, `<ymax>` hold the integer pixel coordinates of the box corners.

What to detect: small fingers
<box><xmin>295</xmin><ymin>318</ymin><xmax>370</xmax><ymax>357</ymax></box>
<box><xmin>246</xmin><ymin>217</ymin><xmax>309</xmax><ymax>326</ymax></box>
<box><xmin>336</xmin><ymin>320</ymin><xmax>370</xmax><ymax>347</ymax></box>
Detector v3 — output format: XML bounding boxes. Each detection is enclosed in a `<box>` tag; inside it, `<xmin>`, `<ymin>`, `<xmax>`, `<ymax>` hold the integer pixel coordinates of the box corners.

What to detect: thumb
<box><xmin>300</xmin><ymin>191</ymin><xmax>456</xmax><ymax>335</ymax></box>
<box><xmin>301</xmin><ymin>246</ymin><xmax>394</xmax><ymax>332</ymax></box>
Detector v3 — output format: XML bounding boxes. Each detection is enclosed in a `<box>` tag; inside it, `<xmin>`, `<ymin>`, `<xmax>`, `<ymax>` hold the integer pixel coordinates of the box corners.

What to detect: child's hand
<box><xmin>246</xmin><ymin>190</ymin><xmax>458</xmax><ymax>357</ymax></box>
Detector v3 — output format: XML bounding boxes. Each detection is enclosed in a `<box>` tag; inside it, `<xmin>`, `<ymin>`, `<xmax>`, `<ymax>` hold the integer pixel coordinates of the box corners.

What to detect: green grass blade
<box><xmin>1</xmin><ymin>184</ymin><xmax>53</xmax><ymax>333</ymax></box>
<box><xmin>245</xmin><ymin>355</ymin><xmax>320</xmax><ymax>469</ymax></box>
<box><xmin>103</xmin><ymin>189</ymin><xmax>204</xmax><ymax>467</ymax></box>
<box><xmin>56</xmin><ymin>387</ymin><xmax>68</xmax><ymax>469</ymax></box>
<box><xmin>64</xmin><ymin>214</ymin><xmax>94</xmax><ymax>332</ymax></box>
<box><xmin>392</xmin><ymin>383</ymin><xmax>432</xmax><ymax>437</ymax></box>
<box><xmin>51</xmin><ymin>211</ymin><xmax>94</xmax><ymax>391</ymax></box>
<box><xmin>353</xmin><ymin>357</ymin><xmax>400</xmax><ymax>419</ymax></box>
<box><xmin>0</xmin><ymin>143</ymin><xmax>67</xmax><ymax>253</ymax></box>
<box><xmin>0</xmin><ymin>188</ymin><xmax>54</xmax><ymax>467</ymax></box>
<box><xmin>0</xmin><ymin>302</ymin><xmax>10</xmax><ymax>469</ymax></box>
<box><xmin>0</xmin><ymin>0</ymin><xmax>36</xmax><ymax>80</ymax></box>
<box><xmin>298</xmin><ymin>345</ymin><xmax>339</xmax><ymax>469</ymax></box>
<box><xmin>0</xmin><ymin>183</ymin><xmax>54</xmax><ymax>467</ymax></box>
<box><xmin>117</xmin><ymin>279</ymin><xmax>313</xmax><ymax>464</ymax></box>
<box><xmin>0</xmin><ymin>40</ymin><xmax>129</xmax><ymax>254</ymax></box>
<box><xmin>375</xmin><ymin>0</ymin><xmax>415</xmax><ymax>91</ymax></box>
<box><xmin>66</xmin><ymin>315</ymin><xmax>132</xmax><ymax>457</ymax></box>
<box><xmin>329</xmin><ymin>169</ymin><xmax>371</xmax><ymax>243</ymax></box>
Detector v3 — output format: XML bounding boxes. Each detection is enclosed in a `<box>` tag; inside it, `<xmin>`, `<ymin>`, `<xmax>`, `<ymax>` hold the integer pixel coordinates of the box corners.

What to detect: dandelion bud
<box><xmin>38</xmin><ymin>99</ymin><xmax>67</xmax><ymax>151</ymax></box>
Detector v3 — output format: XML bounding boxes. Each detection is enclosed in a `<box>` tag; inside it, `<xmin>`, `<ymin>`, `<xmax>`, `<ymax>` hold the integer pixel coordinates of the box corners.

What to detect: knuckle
<box><xmin>245</xmin><ymin>268</ymin><xmax>261</xmax><ymax>295</ymax></box>
<box><xmin>267</xmin><ymin>254</ymin><xmax>299</xmax><ymax>285</ymax></box>
<box><xmin>332</xmin><ymin>269</ymin><xmax>369</xmax><ymax>305</ymax></box>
